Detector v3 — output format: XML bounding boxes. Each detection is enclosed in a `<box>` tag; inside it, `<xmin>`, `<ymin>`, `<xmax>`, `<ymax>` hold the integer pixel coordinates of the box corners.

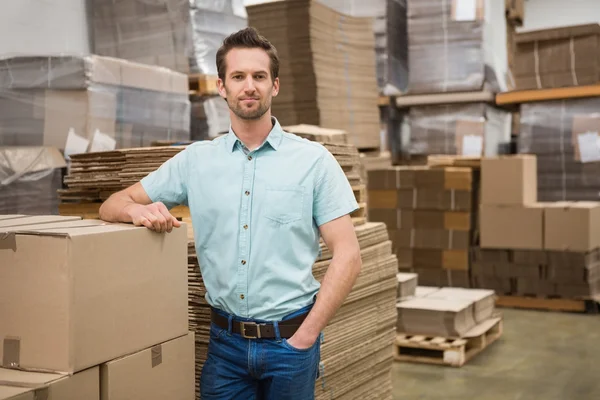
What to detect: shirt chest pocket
<box><xmin>264</xmin><ymin>185</ymin><xmax>305</xmax><ymax>225</ymax></box>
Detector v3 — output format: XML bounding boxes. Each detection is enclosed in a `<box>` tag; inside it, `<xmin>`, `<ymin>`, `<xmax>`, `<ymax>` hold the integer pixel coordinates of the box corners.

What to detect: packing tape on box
<box><xmin>534</xmin><ymin>40</ymin><xmax>542</xmax><ymax>89</ymax></box>
<box><xmin>2</xmin><ymin>337</ymin><xmax>20</xmax><ymax>368</ymax></box>
<box><xmin>397</xmin><ymin>209</ymin><xmax>402</xmax><ymax>229</ymax></box>
<box><xmin>569</xmin><ymin>37</ymin><xmax>579</xmax><ymax>86</ymax></box>
<box><xmin>450</xmin><ymin>189</ymin><xmax>455</xmax><ymax>210</ymax></box>
<box><xmin>446</xmin><ymin>269</ymin><xmax>453</xmax><ymax>287</ymax></box>
<box><xmin>151</xmin><ymin>344</ymin><xmax>163</xmax><ymax>368</ymax></box>
<box><xmin>412</xmin><ymin>189</ymin><xmax>418</xmax><ymax>209</ymax></box>
<box><xmin>448</xmin><ymin>230</ymin><xmax>454</xmax><ymax>249</ymax></box>
<box><xmin>410</xmin><ymin>229</ymin><xmax>415</xmax><ymax>248</ymax></box>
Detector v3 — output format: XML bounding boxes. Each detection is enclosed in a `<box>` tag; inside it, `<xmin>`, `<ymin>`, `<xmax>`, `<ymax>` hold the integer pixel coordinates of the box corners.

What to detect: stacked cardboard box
<box><xmin>396</xmin><ymin>286</ymin><xmax>496</xmax><ymax>337</ymax></box>
<box><xmin>405</xmin><ymin>102</ymin><xmax>512</xmax><ymax>159</ymax></box>
<box><xmin>90</xmin><ymin>0</ymin><xmax>248</xmax><ymax>75</ymax></box>
<box><xmin>0</xmin><ymin>215</ymin><xmax>194</xmax><ymax>400</ymax></box>
<box><xmin>0</xmin><ymin>55</ymin><xmax>190</xmax><ymax>150</ymax></box>
<box><xmin>513</xmin><ymin>24</ymin><xmax>600</xmax><ymax>90</ymax></box>
<box><xmin>367</xmin><ymin>165</ymin><xmax>474</xmax><ymax>287</ymax></box>
<box><xmin>0</xmin><ymin>147</ymin><xmax>66</xmax><ymax>215</ymax></box>
<box><xmin>406</xmin><ymin>0</ymin><xmax>508</xmax><ymax>94</ymax></box>
<box><xmin>316</xmin><ymin>0</ymin><xmax>408</xmax><ymax>95</ymax></box>
<box><xmin>476</xmin><ymin>155</ymin><xmax>600</xmax><ymax>298</ymax></box>
<box><xmin>519</xmin><ymin>97</ymin><xmax>600</xmax><ymax>202</ymax></box>
<box><xmin>247</xmin><ymin>0</ymin><xmax>381</xmax><ymax>150</ymax></box>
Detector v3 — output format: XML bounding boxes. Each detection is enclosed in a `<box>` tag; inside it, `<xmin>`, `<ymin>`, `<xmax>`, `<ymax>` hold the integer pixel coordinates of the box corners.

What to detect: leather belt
<box><xmin>211</xmin><ymin>309</ymin><xmax>308</xmax><ymax>339</ymax></box>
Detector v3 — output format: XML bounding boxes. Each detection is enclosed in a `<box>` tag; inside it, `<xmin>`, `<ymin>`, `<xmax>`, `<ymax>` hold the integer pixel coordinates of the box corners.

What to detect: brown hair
<box><xmin>216</xmin><ymin>27</ymin><xmax>279</xmax><ymax>82</ymax></box>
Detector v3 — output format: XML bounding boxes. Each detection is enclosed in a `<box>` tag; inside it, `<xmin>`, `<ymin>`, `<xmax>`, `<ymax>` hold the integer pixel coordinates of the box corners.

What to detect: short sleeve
<box><xmin>313</xmin><ymin>150</ymin><xmax>359</xmax><ymax>226</ymax></box>
<box><xmin>140</xmin><ymin>148</ymin><xmax>189</xmax><ymax>209</ymax></box>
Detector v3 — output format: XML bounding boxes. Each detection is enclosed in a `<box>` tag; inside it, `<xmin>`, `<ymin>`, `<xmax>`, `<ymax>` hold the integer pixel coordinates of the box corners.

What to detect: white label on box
<box><xmin>64</xmin><ymin>128</ymin><xmax>90</xmax><ymax>158</ymax></box>
<box><xmin>577</xmin><ymin>131</ymin><xmax>600</xmax><ymax>163</ymax></box>
<box><xmin>90</xmin><ymin>129</ymin><xmax>117</xmax><ymax>153</ymax></box>
<box><xmin>462</xmin><ymin>135</ymin><xmax>483</xmax><ymax>156</ymax></box>
<box><xmin>454</xmin><ymin>0</ymin><xmax>477</xmax><ymax>21</ymax></box>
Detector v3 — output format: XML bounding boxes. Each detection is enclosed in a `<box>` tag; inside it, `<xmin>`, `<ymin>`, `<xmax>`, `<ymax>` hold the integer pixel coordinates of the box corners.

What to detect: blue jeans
<box><xmin>200</xmin><ymin>304</ymin><xmax>321</xmax><ymax>400</ymax></box>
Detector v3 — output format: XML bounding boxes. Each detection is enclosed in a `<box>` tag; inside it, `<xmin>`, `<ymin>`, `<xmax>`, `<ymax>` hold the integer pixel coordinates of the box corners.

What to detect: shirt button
<box><xmin>243</xmin><ymin>224</ymin><xmax>248</xmax><ymax>230</ymax></box>
<box><xmin>248</xmin><ymin>155</ymin><xmax>252</xmax><ymax>161</ymax></box>
<box><xmin>241</xmin><ymin>260</ymin><xmax>247</xmax><ymax>265</ymax></box>
<box><xmin>245</xmin><ymin>190</ymin><xmax>250</xmax><ymax>196</ymax></box>
<box><xmin>240</xmin><ymin>294</ymin><xmax>245</xmax><ymax>300</ymax></box>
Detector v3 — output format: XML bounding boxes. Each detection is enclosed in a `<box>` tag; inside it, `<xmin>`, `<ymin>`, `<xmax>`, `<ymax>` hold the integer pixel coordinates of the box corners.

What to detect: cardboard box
<box><xmin>395</xmin><ymin>228</ymin><xmax>470</xmax><ymax>250</ymax></box>
<box><xmin>0</xmin><ymin>366</ymin><xmax>99</xmax><ymax>400</ymax></box>
<box><xmin>397</xmin><ymin>188</ymin><xmax>472</xmax><ymax>211</ymax></box>
<box><xmin>544</xmin><ymin>202</ymin><xmax>600</xmax><ymax>252</ymax></box>
<box><xmin>481</xmin><ymin>155</ymin><xmax>537</xmax><ymax>205</ymax></box>
<box><xmin>513</xmin><ymin>24</ymin><xmax>600</xmax><ymax>90</ymax></box>
<box><xmin>100</xmin><ymin>333</ymin><xmax>194</xmax><ymax>400</ymax></box>
<box><xmin>0</xmin><ymin>217</ymin><xmax>188</xmax><ymax>373</ymax></box>
<box><xmin>414</xmin><ymin>167</ymin><xmax>472</xmax><ymax>191</ymax></box>
<box><xmin>480</xmin><ymin>204</ymin><xmax>545</xmax><ymax>249</ymax></box>
<box><xmin>413</xmin><ymin>249</ymin><xmax>469</xmax><ymax>270</ymax></box>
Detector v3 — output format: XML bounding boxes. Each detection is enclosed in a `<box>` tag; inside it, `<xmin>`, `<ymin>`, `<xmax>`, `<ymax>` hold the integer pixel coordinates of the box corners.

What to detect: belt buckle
<box><xmin>240</xmin><ymin>321</ymin><xmax>261</xmax><ymax>339</ymax></box>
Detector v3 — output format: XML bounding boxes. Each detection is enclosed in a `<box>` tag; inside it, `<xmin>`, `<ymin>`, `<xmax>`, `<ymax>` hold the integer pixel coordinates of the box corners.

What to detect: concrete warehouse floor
<box><xmin>392</xmin><ymin>308</ymin><xmax>600</xmax><ymax>400</ymax></box>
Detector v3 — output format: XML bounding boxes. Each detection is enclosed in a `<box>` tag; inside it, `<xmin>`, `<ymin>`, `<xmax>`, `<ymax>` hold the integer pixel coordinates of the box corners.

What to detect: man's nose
<box><xmin>244</xmin><ymin>76</ymin><xmax>256</xmax><ymax>92</ymax></box>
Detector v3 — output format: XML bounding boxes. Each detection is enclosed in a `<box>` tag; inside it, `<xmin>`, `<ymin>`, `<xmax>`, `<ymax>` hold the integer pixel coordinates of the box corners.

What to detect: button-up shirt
<box><xmin>140</xmin><ymin>117</ymin><xmax>358</xmax><ymax>321</ymax></box>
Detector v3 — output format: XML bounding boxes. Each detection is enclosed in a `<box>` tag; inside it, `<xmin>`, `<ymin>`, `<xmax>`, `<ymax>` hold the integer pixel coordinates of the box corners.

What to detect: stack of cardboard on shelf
<box><xmin>513</xmin><ymin>24</ymin><xmax>600</xmax><ymax>90</ymax></box>
<box><xmin>519</xmin><ymin>97</ymin><xmax>600</xmax><ymax>202</ymax></box>
<box><xmin>247</xmin><ymin>0</ymin><xmax>381</xmax><ymax>150</ymax></box>
<box><xmin>406</xmin><ymin>0</ymin><xmax>508</xmax><ymax>94</ymax></box>
<box><xmin>476</xmin><ymin>155</ymin><xmax>600</xmax><ymax>298</ymax></box>
<box><xmin>0</xmin><ymin>55</ymin><xmax>190</xmax><ymax>150</ymax></box>
<box><xmin>0</xmin><ymin>215</ymin><xmax>194</xmax><ymax>400</ymax></box>
<box><xmin>396</xmin><ymin>286</ymin><xmax>495</xmax><ymax>337</ymax></box>
<box><xmin>367</xmin><ymin>165</ymin><xmax>474</xmax><ymax>287</ymax></box>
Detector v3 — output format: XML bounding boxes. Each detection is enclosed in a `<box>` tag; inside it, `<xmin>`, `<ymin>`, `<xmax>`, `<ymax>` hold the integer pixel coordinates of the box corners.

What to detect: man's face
<box><xmin>218</xmin><ymin>48</ymin><xmax>279</xmax><ymax>121</ymax></box>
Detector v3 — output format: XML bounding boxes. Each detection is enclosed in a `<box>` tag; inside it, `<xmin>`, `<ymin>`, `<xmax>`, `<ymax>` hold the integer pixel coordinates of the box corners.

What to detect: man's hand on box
<box><xmin>124</xmin><ymin>202</ymin><xmax>181</xmax><ymax>233</ymax></box>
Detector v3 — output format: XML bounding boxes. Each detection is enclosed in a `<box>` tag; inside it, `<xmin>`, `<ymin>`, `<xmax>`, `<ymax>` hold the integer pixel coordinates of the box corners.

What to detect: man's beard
<box><xmin>225</xmin><ymin>90</ymin><xmax>272</xmax><ymax>120</ymax></box>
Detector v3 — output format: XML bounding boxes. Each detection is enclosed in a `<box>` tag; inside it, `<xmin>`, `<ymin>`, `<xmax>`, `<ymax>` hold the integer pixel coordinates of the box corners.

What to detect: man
<box><xmin>99</xmin><ymin>27</ymin><xmax>361</xmax><ymax>399</ymax></box>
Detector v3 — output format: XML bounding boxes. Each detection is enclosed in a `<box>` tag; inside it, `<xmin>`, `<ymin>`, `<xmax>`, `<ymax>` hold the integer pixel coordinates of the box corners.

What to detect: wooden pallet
<box><xmin>393</xmin><ymin>318</ymin><xmax>503</xmax><ymax>367</ymax></box>
<box><xmin>496</xmin><ymin>295</ymin><xmax>600</xmax><ymax>314</ymax></box>
<box><xmin>189</xmin><ymin>74</ymin><xmax>219</xmax><ymax>96</ymax></box>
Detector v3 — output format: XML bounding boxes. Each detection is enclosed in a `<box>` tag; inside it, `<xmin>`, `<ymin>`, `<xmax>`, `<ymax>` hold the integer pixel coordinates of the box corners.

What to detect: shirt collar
<box><xmin>226</xmin><ymin>116</ymin><xmax>284</xmax><ymax>152</ymax></box>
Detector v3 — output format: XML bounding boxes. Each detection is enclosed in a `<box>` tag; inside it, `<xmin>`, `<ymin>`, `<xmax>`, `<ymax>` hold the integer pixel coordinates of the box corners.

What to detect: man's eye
<box><xmin>233</xmin><ymin>75</ymin><xmax>243</xmax><ymax>80</ymax></box>
<box><xmin>255</xmin><ymin>75</ymin><xmax>265</xmax><ymax>80</ymax></box>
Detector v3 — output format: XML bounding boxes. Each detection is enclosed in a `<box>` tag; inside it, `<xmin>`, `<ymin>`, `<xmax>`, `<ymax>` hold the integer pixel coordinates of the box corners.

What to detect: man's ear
<box><xmin>217</xmin><ymin>78</ymin><xmax>227</xmax><ymax>99</ymax></box>
<box><xmin>272</xmin><ymin>77</ymin><xmax>280</xmax><ymax>97</ymax></box>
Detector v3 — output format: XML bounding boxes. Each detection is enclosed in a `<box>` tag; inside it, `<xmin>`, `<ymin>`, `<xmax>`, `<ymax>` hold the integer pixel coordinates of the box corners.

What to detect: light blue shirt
<box><xmin>141</xmin><ymin>117</ymin><xmax>358</xmax><ymax>321</ymax></box>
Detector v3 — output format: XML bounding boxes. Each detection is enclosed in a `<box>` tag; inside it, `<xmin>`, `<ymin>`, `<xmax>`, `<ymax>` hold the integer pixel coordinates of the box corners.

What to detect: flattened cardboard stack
<box><xmin>513</xmin><ymin>24</ymin><xmax>600</xmax><ymax>90</ymax></box>
<box><xmin>405</xmin><ymin>103</ymin><xmax>512</xmax><ymax>159</ymax></box>
<box><xmin>0</xmin><ymin>215</ymin><xmax>194</xmax><ymax>400</ymax></box>
<box><xmin>367</xmin><ymin>165</ymin><xmax>474</xmax><ymax>287</ymax></box>
<box><xmin>60</xmin><ymin>146</ymin><xmax>185</xmax><ymax>203</ymax></box>
<box><xmin>90</xmin><ymin>0</ymin><xmax>247</xmax><ymax>75</ymax></box>
<box><xmin>406</xmin><ymin>0</ymin><xmax>507</xmax><ymax>94</ymax></box>
<box><xmin>519</xmin><ymin>97</ymin><xmax>600</xmax><ymax>202</ymax></box>
<box><xmin>247</xmin><ymin>0</ymin><xmax>381</xmax><ymax>150</ymax></box>
<box><xmin>396</xmin><ymin>286</ymin><xmax>495</xmax><ymax>337</ymax></box>
<box><xmin>476</xmin><ymin>155</ymin><xmax>600</xmax><ymax>299</ymax></box>
<box><xmin>313</xmin><ymin>222</ymin><xmax>397</xmax><ymax>400</ymax></box>
<box><xmin>0</xmin><ymin>55</ymin><xmax>190</xmax><ymax>149</ymax></box>
<box><xmin>0</xmin><ymin>147</ymin><xmax>66</xmax><ymax>215</ymax></box>
<box><xmin>397</xmin><ymin>272</ymin><xmax>418</xmax><ymax>299</ymax></box>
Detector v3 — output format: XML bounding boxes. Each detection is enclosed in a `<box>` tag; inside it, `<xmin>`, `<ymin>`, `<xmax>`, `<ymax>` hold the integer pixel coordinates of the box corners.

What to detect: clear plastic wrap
<box><xmin>519</xmin><ymin>98</ymin><xmax>600</xmax><ymax>201</ymax></box>
<box><xmin>190</xmin><ymin>95</ymin><xmax>231</xmax><ymax>140</ymax></box>
<box><xmin>0</xmin><ymin>55</ymin><xmax>191</xmax><ymax>150</ymax></box>
<box><xmin>90</xmin><ymin>0</ymin><xmax>248</xmax><ymax>75</ymax></box>
<box><xmin>406</xmin><ymin>0</ymin><xmax>507</xmax><ymax>94</ymax></box>
<box><xmin>402</xmin><ymin>103</ymin><xmax>512</xmax><ymax>158</ymax></box>
<box><xmin>0</xmin><ymin>146</ymin><xmax>66</xmax><ymax>215</ymax></box>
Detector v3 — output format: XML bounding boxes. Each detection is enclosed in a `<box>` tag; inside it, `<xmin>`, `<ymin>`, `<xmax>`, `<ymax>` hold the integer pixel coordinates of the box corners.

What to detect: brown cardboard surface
<box><xmin>100</xmin><ymin>333</ymin><xmax>194</xmax><ymax>400</ymax></box>
<box><xmin>0</xmin><ymin>215</ymin><xmax>81</xmax><ymax>228</ymax></box>
<box><xmin>397</xmin><ymin>188</ymin><xmax>472</xmax><ymax>211</ymax></box>
<box><xmin>544</xmin><ymin>202</ymin><xmax>600</xmax><ymax>252</ymax></box>
<box><xmin>481</xmin><ymin>155</ymin><xmax>537</xmax><ymax>205</ymax></box>
<box><xmin>480</xmin><ymin>204</ymin><xmax>544</xmax><ymax>249</ymax></box>
<box><xmin>395</xmin><ymin>228</ymin><xmax>470</xmax><ymax>250</ymax></box>
<box><xmin>0</xmin><ymin>366</ymin><xmax>99</xmax><ymax>400</ymax></box>
<box><xmin>0</xmin><ymin>220</ymin><xmax>188</xmax><ymax>373</ymax></box>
